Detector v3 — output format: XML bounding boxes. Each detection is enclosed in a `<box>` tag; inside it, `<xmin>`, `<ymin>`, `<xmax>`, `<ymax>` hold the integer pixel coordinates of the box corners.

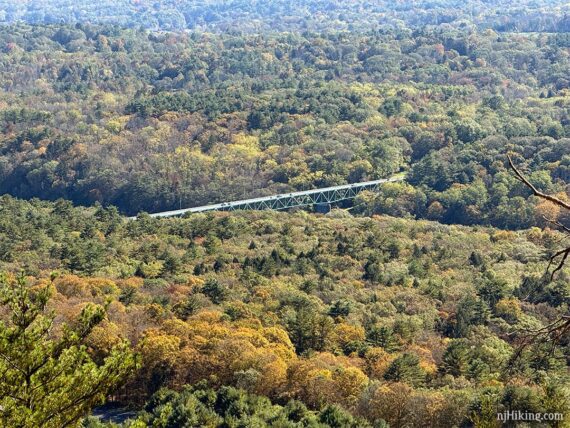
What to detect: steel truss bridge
<box><xmin>138</xmin><ymin>176</ymin><xmax>403</xmax><ymax>219</ymax></box>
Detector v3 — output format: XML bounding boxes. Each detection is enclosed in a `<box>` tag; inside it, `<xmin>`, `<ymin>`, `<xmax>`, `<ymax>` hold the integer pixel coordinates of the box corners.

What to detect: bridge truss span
<box><xmin>137</xmin><ymin>176</ymin><xmax>403</xmax><ymax>219</ymax></box>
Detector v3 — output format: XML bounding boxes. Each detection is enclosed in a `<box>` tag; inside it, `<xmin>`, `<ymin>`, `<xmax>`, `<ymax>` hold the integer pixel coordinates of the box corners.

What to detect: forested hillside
<box><xmin>1</xmin><ymin>196</ymin><xmax>569</xmax><ymax>426</ymax></box>
<box><xmin>1</xmin><ymin>1</ymin><xmax>570</xmax><ymax>426</ymax></box>
<box><xmin>1</xmin><ymin>24</ymin><xmax>570</xmax><ymax>227</ymax></box>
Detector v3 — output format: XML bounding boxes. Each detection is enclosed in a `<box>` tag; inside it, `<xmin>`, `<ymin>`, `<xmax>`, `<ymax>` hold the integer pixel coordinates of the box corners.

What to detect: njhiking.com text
<box><xmin>497</xmin><ymin>411</ymin><xmax>564</xmax><ymax>423</ymax></box>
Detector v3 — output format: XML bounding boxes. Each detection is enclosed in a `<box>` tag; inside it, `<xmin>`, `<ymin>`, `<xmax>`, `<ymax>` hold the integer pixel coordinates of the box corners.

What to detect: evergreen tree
<box><xmin>0</xmin><ymin>273</ymin><xmax>136</xmax><ymax>428</ymax></box>
<box><xmin>453</xmin><ymin>295</ymin><xmax>490</xmax><ymax>338</ymax></box>
<box><xmin>202</xmin><ymin>278</ymin><xmax>228</xmax><ymax>304</ymax></box>
<box><xmin>383</xmin><ymin>353</ymin><xmax>426</xmax><ymax>386</ymax></box>
<box><xmin>469</xmin><ymin>251</ymin><xmax>484</xmax><ymax>267</ymax></box>
<box><xmin>442</xmin><ymin>339</ymin><xmax>471</xmax><ymax>377</ymax></box>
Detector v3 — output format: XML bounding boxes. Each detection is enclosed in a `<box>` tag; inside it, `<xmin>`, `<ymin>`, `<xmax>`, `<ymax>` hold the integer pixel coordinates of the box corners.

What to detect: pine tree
<box><xmin>0</xmin><ymin>273</ymin><xmax>136</xmax><ymax>428</ymax></box>
<box><xmin>383</xmin><ymin>353</ymin><xmax>426</xmax><ymax>386</ymax></box>
<box><xmin>469</xmin><ymin>251</ymin><xmax>484</xmax><ymax>267</ymax></box>
<box><xmin>442</xmin><ymin>339</ymin><xmax>471</xmax><ymax>377</ymax></box>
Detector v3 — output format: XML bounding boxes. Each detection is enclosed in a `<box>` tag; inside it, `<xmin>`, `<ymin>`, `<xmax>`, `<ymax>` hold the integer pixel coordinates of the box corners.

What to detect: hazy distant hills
<box><xmin>1</xmin><ymin>0</ymin><xmax>570</xmax><ymax>33</ymax></box>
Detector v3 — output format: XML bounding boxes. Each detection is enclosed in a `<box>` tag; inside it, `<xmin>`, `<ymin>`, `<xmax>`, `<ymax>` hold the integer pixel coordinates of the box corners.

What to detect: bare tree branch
<box><xmin>508</xmin><ymin>154</ymin><xmax>570</xmax><ymax>280</ymax></box>
<box><xmin>542</xmin><ymin>215</ymin><xmax>570</xmax><ymax>234</ymax></box>
<box><xmin>545</xmin><ymin>247</ymin><xmax>570</xmax><ymax>281</ymax></box>
<box><xmin>508</xmin><ymin>315</ymin><xmax>570</xmax><ymax>368</ymax></box>
<box><xmin>508</xmin><ymin>154</ymin><xmax>570</xmax><ymax>210</ymax></box>
<box><xmin>507</xmin><ymin>154</ymin><xmax>570</xmax><ymax>365</ymax></box>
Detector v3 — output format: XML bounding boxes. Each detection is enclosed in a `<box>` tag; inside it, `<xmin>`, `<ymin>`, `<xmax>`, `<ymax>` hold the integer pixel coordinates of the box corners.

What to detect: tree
<box><xmin>328</xmin><ymin>300</ymin><xmax>351</xmax><ymax>319</ymax></box>
<box><xmin>201</xmin><ymin>278</ymin><xmax>227</xmax><ymax>304</ymax></box>
<box><xmin>441</xmin><ymin>340</ymin><xmax>471</xmax><ymax>377</ymax></box>
<box><xmin>469</xmin><ymin>251</ymin><xmax>484</xmax><ymax>267</ymax></box>
<box><xmin>319</xmin><ymin>404</ymin><xmax>369</xmax><ymax>428</ymax></box>
<box><xmin>0</xmin><ymin>273</ymin><xmax>136</xmax><ymax>428</ymax></box>
<box><xmin>286</xmin><ymin>305</ymin><xmax>335</xmax><ymax>353</ymax></box>
<box><xmin>478</xmin><ymin>275</ymin><xmax>508</xmax><ymax>309</ymax></box>
<box><xmin>452</xmin><ymin>295</ymin><xmax>490</xmax><ymax>338</ymax></box>
<box><xmin>383</xmin><ymin>353</ymin><xmax>426</xmax><ymax>386</ymax></box>
<box><xmin>366</xmin><ymin>326</ymin><xmax>399</xmax><ymax>352</ymax></box>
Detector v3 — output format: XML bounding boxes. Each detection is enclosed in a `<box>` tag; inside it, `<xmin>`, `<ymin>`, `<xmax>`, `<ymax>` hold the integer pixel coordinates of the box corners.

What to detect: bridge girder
<box><xmin>220</xmin><ymin>184</ymin><xmax>379</xmax><ymax>213</ymax></box>
<box><xmin>133</xmin><ymin>176</ymin><xmax>402</xmax><ymax>219</ymax></box>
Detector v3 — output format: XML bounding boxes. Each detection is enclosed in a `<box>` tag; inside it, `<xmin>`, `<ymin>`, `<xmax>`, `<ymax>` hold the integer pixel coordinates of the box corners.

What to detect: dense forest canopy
<box><xmin>1</xmin><ymin>197</ymin><xmax>569</xmax><ymax>426</ymax></box>
<box><xmin>0</xmin><ymin>1</ymin><xmax>569</xmax><ymax>426</ymax></box>
<box><xmin>1</xmin><ymin>0</ymin><xmax>570</xmax><ymax>33</ymax></box>
<box><xmin>0</xmin><ymin>23</ymin><xmax>570</xmax><ymax>227</ymax></box>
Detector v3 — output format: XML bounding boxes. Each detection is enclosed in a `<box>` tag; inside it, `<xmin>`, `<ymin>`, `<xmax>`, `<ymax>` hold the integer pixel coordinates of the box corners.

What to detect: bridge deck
<box><xmin>134</xmin><ymin>176</ymin><xmax>403</xmax><ymax>219</ymax></box>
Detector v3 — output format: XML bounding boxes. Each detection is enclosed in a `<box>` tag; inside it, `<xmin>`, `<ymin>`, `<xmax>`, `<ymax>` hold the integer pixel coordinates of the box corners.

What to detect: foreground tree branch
<box><xmin>0</xmin><ymin>273</ymin><xmax>137</xmax><ymax>427</ymax></box>
<box><xmin>508</xmin><ymin>154</ymin><xmax>570</xmax><ymax>280</ymax></box>
<box><xmin>508</xmin><ymin>154</ymin><xmax>570</xmax><ymax>210</ymax></box>
<box><xmin>507</xmin><ymin>154</ymin><xmax>570</xmax><ymax>355</ymax></box>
